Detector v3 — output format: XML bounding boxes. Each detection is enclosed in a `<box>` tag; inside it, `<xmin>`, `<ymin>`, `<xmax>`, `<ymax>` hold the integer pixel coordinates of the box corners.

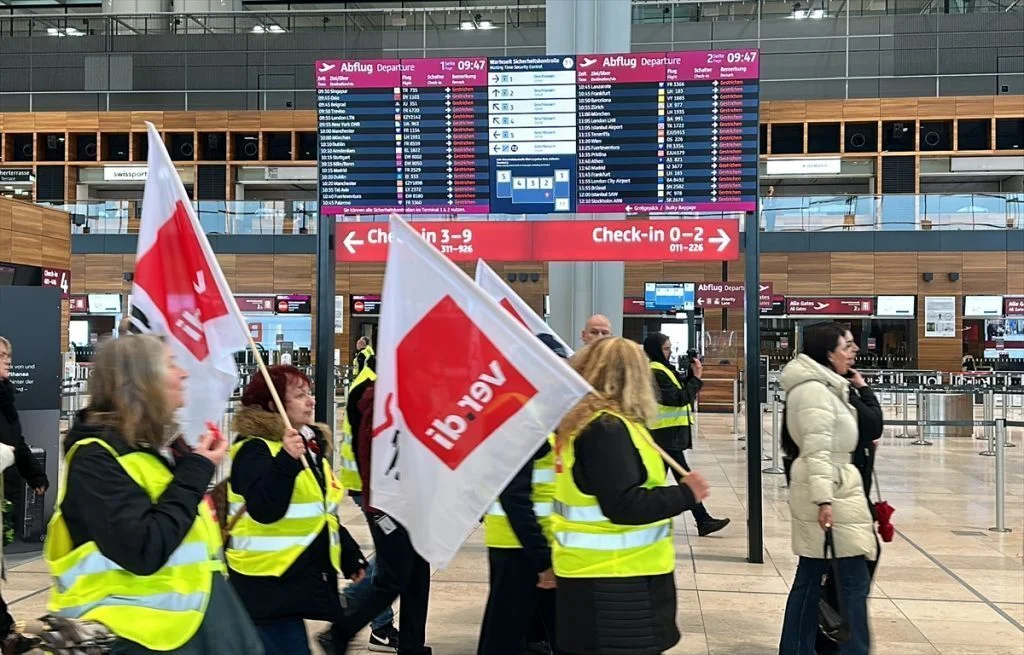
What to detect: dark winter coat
<box><xmin>849</xmin><ymin>384</ymin><xmax>883</xmax><ymax>497</ymax></box>
<box><xmin>227</xmin><ymin>405</ymin><xmax>367</xmax><ymax>624</ymax></box>
<box><xmin>0</xmin><ymin>379</ymin><xmax>49</xmax><ymax>489</ymax></box>
<box><xmin>556</xmin><ymin>415</ymin><xmax>698</xmax><ymax>655</ymax></box>
<box><xmin>61</xmin><ymin>411</ymin><xmax>263</xmax><ymax>655</ymax></box>
<box><xmin>495</xmin><ymin>442</ymin><xmax>553</xmax><ymax>573</ymax></box>
<box><xmin>649</xmin><ymin>366</ymin><xmax>703</xmax><ymax>452</ymax></box>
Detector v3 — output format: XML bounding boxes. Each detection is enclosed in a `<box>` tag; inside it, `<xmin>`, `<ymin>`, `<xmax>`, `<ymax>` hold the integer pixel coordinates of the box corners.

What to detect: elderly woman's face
<box><xmin>164</xmin><ymin>346</ymin><xmax>188</xmax><ymax>410</ymax></box>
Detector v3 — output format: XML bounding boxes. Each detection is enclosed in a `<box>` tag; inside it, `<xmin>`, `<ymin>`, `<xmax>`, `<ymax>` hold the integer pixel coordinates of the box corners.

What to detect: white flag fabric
<box><xmin>129</xmin><ymin>122</ymin><xmax>249</xmax><ymax>445</ymax></box>
<box><xmin>475</xmin><ymin>260</ymin><xmax>574</xmax><ymax>356</ymax></box>
<box><xmin>371</xmin><ymin>216</ymin><xmax>592</xmax><ymax>568</ymax></box>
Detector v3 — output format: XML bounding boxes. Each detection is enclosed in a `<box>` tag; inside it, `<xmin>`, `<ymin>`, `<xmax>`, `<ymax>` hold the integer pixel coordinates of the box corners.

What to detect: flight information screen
<box><xmin>316</xmin><ymin>50</ymin><xmax>758</xmax><ymax>216</ymax></box>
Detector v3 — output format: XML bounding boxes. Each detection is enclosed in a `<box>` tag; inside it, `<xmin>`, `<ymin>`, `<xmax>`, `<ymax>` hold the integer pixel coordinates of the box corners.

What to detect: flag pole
<box><xmin>642</xmin><ymin>433</ymin><xmax>689</xmax><ymax>480</ymax></box>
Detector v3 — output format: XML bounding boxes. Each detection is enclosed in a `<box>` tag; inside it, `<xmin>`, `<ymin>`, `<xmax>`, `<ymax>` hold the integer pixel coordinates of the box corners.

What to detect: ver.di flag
<box><xmin>128</xmin><ymin>122</ymin><xmax>249</xmax><ymax>445</ymax></box>
<box><xmin>475</xmin><ymin>260</ymin><xmax>574</xmax><ymax>356</ymax></box>
<box><xmin>371</xmin><ymin>216</ymin><xmax>592</xmax><ymax>568</ymax></box>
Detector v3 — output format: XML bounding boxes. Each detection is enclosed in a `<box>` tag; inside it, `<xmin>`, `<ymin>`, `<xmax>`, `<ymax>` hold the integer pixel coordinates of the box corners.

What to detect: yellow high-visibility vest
<box><xmin>226</xmin><ymin>436</ymin><xmax>344</xmax><ymax>577</ymax></box>
<box><xmin>484</xmin><ymin>436</ymin><xmax>556</xmax><ymax>549</ymax></box>
<box><xmin>339</xmin><ymin>366</ymin><xmax>377</xmax><ymax>492</ymax></box>
<box><xmin>552</xmin><ymin>410</ymin><xmax>675</xmax><ymax>578</ymax></box>
<box><xmin>44</xmin><ymin>438</ymin><xmax>225</xmax><ymax>651</ymax></box>
<box><xmin>351</xmin><ymin>345</ymin><xmax>375</xmax><ymax>375</ymax></box>
<box><xmin>648</xmin><ymin>361</ymin><xmax>691</xmax><ymax>431</ymax></box>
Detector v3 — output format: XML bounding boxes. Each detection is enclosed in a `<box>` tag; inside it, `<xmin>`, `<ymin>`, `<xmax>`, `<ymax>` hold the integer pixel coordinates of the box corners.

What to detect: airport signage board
<box><xmin>875</xmin><ymin>295</ymin><xmax>915</xmax><ymax>318</ymax></box>
<box><xmin>336</xmin><ymin>219</ymin><xmax>739</xmax><ymax>263</ymax></box>
<box><xmin>41</xmin><ymin>268</ymin><xmax>71</xmax><ymax>299</ymax></box>
<box><xmin>1004</xmin><ymin>296</ymin><xmax>1024</xmax><ymax>317</ymax></box>
<box><xmin>316</xmin><ymin>51</ymin><xmax>758</xmax><ymax>216</ymax></box>
<box><xmin>786</xmin><ymin>296</ymin><xmax>874</xmax><ymax>316</ymax></box>
<box><xmin>963</xmin><ymin>295</ymin><xmax>1003</xmax><ymax>317</ymax></box>
<box><xmin>695</xmin><ymin>282</ymin><xmax>773</xmax><ymax>309</ymax></box>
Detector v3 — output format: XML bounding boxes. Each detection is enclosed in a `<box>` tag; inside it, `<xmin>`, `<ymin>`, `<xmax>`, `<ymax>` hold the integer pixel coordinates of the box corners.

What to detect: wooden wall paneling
<box><xmin>66</xmin><ymin>112</ymin><xmax>100</xmax><ymax>131</ymax></box>
<box><xmin>10</xmin><ymin>202</ymin><xmax>43</xmax><ymax>237</ymax></box>
<box><xmin>624</xmin><ymin>262</ymin><xmax>664</xmax><ymax>295</ymax></box>
<box><xmin>1008</xmin><ymin>252</ymin><xmax>1024</xmax><ymax>295</ymax></box>
<box><xmin>193</xmin><ymin>112</ymin><xmax>229</xmax><ymax>131</ymax></box>
<box><xmin>233</xmin><ymin>255</ymin><xmax>275</xmax><ymax>292</ymax></box>
<box><xmin>10</xmin><ymin>232</ymin><xmax>42</xmax><ymax>266</ymax></box>
<box><xmin>880</xmin><ymin>98</ymin><xmax>918</xmax><ymax>120</ymax></box>
<box><xmin>3</xmin><ymin>114</ymin><xmax>35</xmax><ymax>131</ymax></box>
<box><xmin>830</xmin><ymin>253</ymin><xmax>874</xmax><ymax>294</ymax></box>
<box><xmin>60</xmin><ymin>298</ymin><xmax>69</xmax><ymax>352</ymax></box>
<box><xmin>767</xmin><ymin>100</ymin><xmax>807</xmax><ymax>122</ymax></box>
<box><xmin>227</xmin><ymin>112</ymin><xmax>262</xmax><ymax>131</ymax></box>
<box><xmin>98</xmin><ymin>112</ymin><xmax>132</xmax><ymax>131</ymax></box>
<box><xmin>334</xmin><ymin>263</ymin><xmax>351</xmax><ymax>294</ymax></box>
<box><xmin>348</xmin><ymin>263</ymin><xmax>386</xmax><ymax>294</ymax></box>
<box><xmin>162</xmin><ymin>112</ymin><xmax>196</xmax><ymax>130</ymax></box>
<box><xmin>273</xmin><ymin>254</ymin><xmax>316</xmax><ymax>293</ymax></box>
<box><xmin>759</xmin><ymin>253</ymin><xmax>789</xmax><ymax>292</ymax></box>
<box><xmin>993</xmin><ymin>96</ymin><xmax>1024</xmax><ymax>117</ymax></box>
<box><xmin>292</xmin><ymin>112</ymin><xmax>316</xmax><ymax>131</ymax></box>
<box><xmin>216</xmin><ymin>254</ymin><xmax>237</xmax><ymax>288</ymax></box>
<box><xmin>261</xmin><ymin>112</ymin><xmax>296</xmax><ymax>130</ymax></box>
<box><xmin>917</xmin><ymin>253</ymin><xmax>963</xmax><ymax>293</ymax></box>
<box><xmin>916</xmin><ymin>98</ymin><xmax>949</xmax><ymax>120</ymax></box>
<box><xmin>787</xmin><ymin>253</ymin><xmax>831</xmax><ymax>294</ymax></box>
<box><xmin>842</xmin><ymin>99</ymin><xmax>881</xmax><ymax>121</ymax></box>
<box><xmin>662</xmin><ymin>262</ymin><xmax>707</xmax><ymax>282</ymax></box>
<box><xmin>83</xmin><ymin>254</ymin><xmax>124</xmax><ymax>292</ymax></box>
<box><xmin>0</xmin><ymin>199</ymin><xmax>11</xmax><ymax>232</ymax></box>
<box><xmin>873</xmin><ymin>253</ymin><xmax>919</xmax><ymax>293</ymax></box>
<box><xmin>961</xmin><ymin>251</ymin><xmax>1008</xmax><ymax>294</ymax></box>
<box><xmin>955</xmin><ymin>96</ymin><xmax>994</xmax><ymax>117</ymax></box>
<box><xmin>130</xmin><ymin>112</ymin><xmax>165</xmax><ymax>130</ymax></box>
<box><xmin>70</xmin><ymin>255</ymin><xmax>86</xmax><ymax>293</ymax></box>
<box><xmin>33</xmin><ymin>112</ymin><xmax>69</xmax><ymax>132</ymax></box>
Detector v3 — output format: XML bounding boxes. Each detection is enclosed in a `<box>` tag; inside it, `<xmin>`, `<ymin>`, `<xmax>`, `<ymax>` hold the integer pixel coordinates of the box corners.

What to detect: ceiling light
<box><xmin>46</xmin><ymin>27</ymin><xmax>58</xmax><ymax>35</ymax></box>
<box><xmin>66</xmin><ymin>27</ymin><xmax>82</xmax><ymax>35</ymax></box>
<box><xmin>478</xmin><ymin>20</ymin><xmax>495</xmax><ymax>29</ymax></box>
<box><xmin>3</xmin><ymin>186</ymin><xmax>12</xmax><ymax>191</ymax></box>
<box><xmin>251</xmin><ymin>24</ymin><xmax>265</xmax><ymax>33</ymax></box>
<box><xmin>460</xmin><ymin>20</ymin><xmax>475</xmax><ymax>30</ymax></box>
<box><xmin>268</xmin><ymin>24</ymin><xmax>285</xmax><ymax>33</ymax></box>
<box><xmin>810</xmin><ymin>8</ymin><xmax>825</xmax><ymax>18</ymax></box>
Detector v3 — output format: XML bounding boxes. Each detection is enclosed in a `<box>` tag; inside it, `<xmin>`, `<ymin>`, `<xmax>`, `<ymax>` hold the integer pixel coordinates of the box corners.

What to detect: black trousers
<box><xmin>663</xmin><ymin>448</ymin><xmax>711</xmax><ymax>525</ymax></box>
<box><xmin>477</xmin><ymin>548</ymin><xmax>559</xmax><ymax>655</ymax></box>
<box><xmin>339</xmin><ymin>514</ymin><xmax>431</xmax><ymax>654</ymax></box>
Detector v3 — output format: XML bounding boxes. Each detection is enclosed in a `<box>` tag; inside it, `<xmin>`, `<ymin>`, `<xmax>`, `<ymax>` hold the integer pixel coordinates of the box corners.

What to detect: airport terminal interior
<box><xmin>0</xmin><ymin>0</ymin><xmax>1022</xmax><ymax>653</ymax></box>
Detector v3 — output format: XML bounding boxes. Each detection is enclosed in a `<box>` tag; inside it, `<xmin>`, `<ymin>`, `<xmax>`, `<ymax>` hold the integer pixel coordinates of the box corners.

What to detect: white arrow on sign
<box><xmin>708</xmin><ymin>228</ymin><xmax>731</xmax><ymax>253</ymax></box>
<box><xmin>342</xmin><ymin>231</ymin><xmax>365</xmax><ymax>255</ymax></box>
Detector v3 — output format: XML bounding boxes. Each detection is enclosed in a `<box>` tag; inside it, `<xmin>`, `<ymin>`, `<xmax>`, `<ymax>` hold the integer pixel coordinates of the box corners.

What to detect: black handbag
<box><xmin>817</xmin><ymin>529</ymin><xmax>852</xmax><ymax>644</ymax></box>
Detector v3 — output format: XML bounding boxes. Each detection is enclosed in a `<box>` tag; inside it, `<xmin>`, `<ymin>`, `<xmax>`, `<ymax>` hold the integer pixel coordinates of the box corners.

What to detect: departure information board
<box><xmin>316</xmin><ymin>50</ymin><xmax>758</xmax><ymax>216</ymax></box>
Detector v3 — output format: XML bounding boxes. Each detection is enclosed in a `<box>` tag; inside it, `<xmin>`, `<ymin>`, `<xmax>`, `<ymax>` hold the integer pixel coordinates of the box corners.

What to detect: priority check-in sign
<box><xmin>336</xmin><ymin>219</ymin><xmax>739</xmax><ymax>263</ymax></box>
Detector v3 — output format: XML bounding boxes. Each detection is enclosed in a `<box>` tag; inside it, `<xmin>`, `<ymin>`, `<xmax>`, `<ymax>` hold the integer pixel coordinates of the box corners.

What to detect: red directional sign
<box><xmin>531</xmin><ymin>219</ymin><xmax>739</xmax><ymax>262</ymax></box>
<box><xmin>336</xmin><ymin>221</ymin><xmax>534</xmax><ymax>263</ymax></box>
<box><xmin>1005</xmin><ymin>296</ymin><xmax>1024</xmax><ymax>317</ymax></box>
<box><xmin>786</xmin><ymin>296</ymin><xmax>874</xmax><ymax>316</ymax></box>
<box><xmin>336</xmin><ymin>219</ymin><xmax>740</xmax><ymax>263</ymax></box>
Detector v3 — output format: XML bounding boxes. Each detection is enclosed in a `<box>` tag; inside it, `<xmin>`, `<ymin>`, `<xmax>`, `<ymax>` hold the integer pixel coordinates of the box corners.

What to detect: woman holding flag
<box><xmin>225</xmin><ymin>365</ymin><xmax>369</xmax><ymax>655</ymax></box>
<box><xmin>552</xmin><ymin>337</ymin><xmax>710</xmax><ymax>655</ymax></box>
<box><xmin>43</xmin><ymin>334</ymin><xmax>263</xmax><ymax>654</ymax></box>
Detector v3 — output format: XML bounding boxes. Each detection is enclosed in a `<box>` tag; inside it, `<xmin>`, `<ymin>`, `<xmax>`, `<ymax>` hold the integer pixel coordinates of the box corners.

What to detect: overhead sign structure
<box><xmin>786</xmin><ymin>296</ymin><xmax>874</xmax><ymax>316</ymax></box>
<box><xmin>315</xmin><ymin>50</ymin><xmax>758</xmax><ymax>216</ymax></box>
<box><xmin>336</xmin><ymin>219</ymin><xmax>739</xmax><ymax>263</ymax></box>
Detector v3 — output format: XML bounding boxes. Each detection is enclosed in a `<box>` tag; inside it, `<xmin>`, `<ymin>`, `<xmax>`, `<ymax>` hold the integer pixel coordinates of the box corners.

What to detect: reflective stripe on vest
<box><xmin>649</xmin><ymin>361</ymin><xmax>691</xmax><ymax>430</ymax></box>
<box><xmin>483</xmin><ymin>437</ymin><xmax>556</xmax><ymax>549</ymax></box>
<box><xmin>226</xmin><ymin>436</ymin><xmax>344</xmax><ymax>577</ymax></box>
<box><xmin>44</xmin><ymin>438</ymin><xmax>222</xmax><ymax>651</ymax></box>
<box><xmin>551</xmin><ymin>411</ymin><xmax>675</xmax><ymax>579</ymax></box>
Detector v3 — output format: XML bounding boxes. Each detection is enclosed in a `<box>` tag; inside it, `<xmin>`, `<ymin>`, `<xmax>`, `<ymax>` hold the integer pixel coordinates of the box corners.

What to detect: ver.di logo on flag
<box><xmin>397</xmin><ymin>295</ymin><xmax>537</xmax><ymax>470</ymax></box>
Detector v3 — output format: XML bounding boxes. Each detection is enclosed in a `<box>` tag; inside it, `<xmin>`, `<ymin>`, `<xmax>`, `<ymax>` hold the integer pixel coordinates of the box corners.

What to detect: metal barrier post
<box><xmin>760</xmin><ymin>401</ymin><xmax>771</xmax><ymax>462</ymax></box>
<box><xmin>981</xmin><ymin>389</ymin><xmax>994</xmax><ymax>443</ymax></box>
<box><xmin>895</xmin><ymin>390</ymin><xmax>914</xmax><ymax>439</ymax></box>
<box><xmin>911</xmin><ymin>389</ymin><xmax>933</xmax><ymax>446</ymax></box>
<box><xmin>990</xmin><ymin>419</ymin><xmax>1011</xmax><ymax>533</ymax></box>
<box><xmin>763</xmin><ymin>392</ymin><xmax>784</xmax><ymax>474</ymax></box>
<box><xmin>1003</xmin><ymin>392</ymin><xmax>1016</xmax><ymax>448</ymax></box>
<box><xmin>733</xmin><ymin>378</ymin><xmax>741</xmax><ymax>439</ymax></box>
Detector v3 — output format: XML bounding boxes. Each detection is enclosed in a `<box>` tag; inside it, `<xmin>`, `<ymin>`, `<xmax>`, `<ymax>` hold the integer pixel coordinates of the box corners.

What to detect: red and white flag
<box><xmin>372</xmin><ymin>216</ymin><xmax>591</xmax><ymax>568</ymax></box>
<box><xmin>475</xmin><ymin>260</ymin><xmax>574</xmax><ymax>356</ymax></box>
<box><xmin>129</xmin><ymin>122</ymin><xmax>249</xmax><ymax>445</ymax></box>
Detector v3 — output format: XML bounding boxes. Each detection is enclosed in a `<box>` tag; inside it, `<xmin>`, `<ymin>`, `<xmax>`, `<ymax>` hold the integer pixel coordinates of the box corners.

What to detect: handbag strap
<box><xmin>822</xmin><ymin>528</ymin><xmax>849</xmax><ymax>616</ymax></box>
<box><xmin>872</xmin><ymin>468</ymin><xmax>883</xmax><ymax>503</ymax></box>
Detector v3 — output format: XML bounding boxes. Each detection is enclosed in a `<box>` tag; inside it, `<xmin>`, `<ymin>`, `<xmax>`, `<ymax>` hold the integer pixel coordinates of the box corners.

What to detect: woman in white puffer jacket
<box><xmin>778</xmin><ymin>322</ymin><xmax>877</xmax><ymax>655</ymax></box>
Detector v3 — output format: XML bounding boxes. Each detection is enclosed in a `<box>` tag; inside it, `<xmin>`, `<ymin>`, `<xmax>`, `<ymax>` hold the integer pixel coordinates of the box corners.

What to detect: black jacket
<box><xmin>61</xmin><ymin>411</ymin><xmax>263</xmax><ymax>654</ymax></box>
<box><xmin>495</xmin><ymin>442</ymin><xmax>552</xmax><ymax>573</ymax></box>
<box><xmin>556</xmin><ymin>414</ymin><xmax>697</xmax><ymax>655</ymax></box>
<box><xmin>0</xmin><ymin>380</ymin><xmax>49</xmax><ymax>489</ymax></box>
<box><xmin>227</xmin><ymin>405</ymin><xmax>366</xmax><ymax>624</ymax></box>
<box><xmin>345</xmin><ymin>375</ymin><xmax>373</xmax><ymax>498</ymax></box>
<box><xmin>650</xmin><ymin>366</ymin><xmax>703</xmax><ymax>452</ymax></box>
<box><xmin>849</xmin><ymin>384</ymin><xmax>883</xmax><ymax>497</ymax></box>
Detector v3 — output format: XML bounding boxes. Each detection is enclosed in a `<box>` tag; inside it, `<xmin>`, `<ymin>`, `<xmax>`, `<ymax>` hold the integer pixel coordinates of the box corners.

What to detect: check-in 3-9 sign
<box><xmin>336</xmin><ymin>219</ymin><xmax>739</xmax><ymax>263</ymax></box>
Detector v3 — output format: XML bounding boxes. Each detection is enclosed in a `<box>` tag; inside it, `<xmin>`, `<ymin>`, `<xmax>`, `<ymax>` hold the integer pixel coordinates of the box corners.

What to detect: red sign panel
<box><xmin>42</xmin><ymin>267</ymin><xmax>71</xmax><ymax>298</ymax></box>
<box><xmin>337</xmin><ymin>219</ymin><xmax>740</xmax><ymax>263</ymax></box>
<box><xmin>337</xmin><ymin>221</ymin><xmax>533</xmax><ymax>263</ymax></box>
<box><xmin>69</xmin><ymin>295</ymin><xmax>88</xmax><ymax>314</ymax></box>
<box><xmin>623</xmin><ymin>297</ymin><xmax>659</xmax><ymax>315</ymax></box>
<box><xmin>786</xmin><ymin>297</ymin><xmax>875</xmax><ymax>316</ymax></box>
<box><xmin>695</xmin><ymin>282</ymin><xmax>774</xmax><ymax>309</ymax></box>
<box><xmin>236</xmin><ymin>295</ymin><xmax>276</xmax><ymax>313</ymax></box>
<box><xmin>1005</xmin><ymin>296</ymin><xmax>1024</xmax><ymax>317</ymax></box>
<box><xmin>533</xmin><ymin>219</ymin><xmax>739</xmax><ymax>262</ymax></box>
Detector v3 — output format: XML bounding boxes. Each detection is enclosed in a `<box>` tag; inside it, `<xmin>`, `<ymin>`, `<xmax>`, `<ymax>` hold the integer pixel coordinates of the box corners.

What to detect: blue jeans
<box><xmin>257</xmin><ymin>618</ymin><xmax>311</xmax><ymax>655</ymax></box>
<box><xmin>780</xmin><ymin>555</ymin><xmax>871</xmax><ymax>655</ymax></box>
<box><xmin>346</xmin><ymin>494</ymin><xmax>395</xmax><ymax>631</ymax></box>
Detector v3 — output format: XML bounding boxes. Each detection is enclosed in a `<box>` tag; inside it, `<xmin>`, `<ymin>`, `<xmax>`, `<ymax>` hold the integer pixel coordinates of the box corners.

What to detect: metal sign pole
<box><xmin>911</xmin><ymin>389</ymin><xmax>933</xmax><ymax>446</ymax></box>
<box><xmin>744</xmin><ymin>208</ymin><xmax>763</xmax><ymax>564</ymax></box>
<box><xmin>764</xmin><ymin>391</ymin><xmax>784</xmax><ymax>475</ymax></box>
<box><xmin>895</xmin><ymin>390</ymin><xmax>914</xmax><ymax>439</ymax></box>
<box><xmin>990</xmin><ymin>419</ymin><xmax>1011</xmax><ymax>533</ymax></box>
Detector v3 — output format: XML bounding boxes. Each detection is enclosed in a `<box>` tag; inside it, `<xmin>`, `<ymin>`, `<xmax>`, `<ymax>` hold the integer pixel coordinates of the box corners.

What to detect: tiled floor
<box><xmin>7</xmin><ymin>409</ymin><xmax>1023</xmax><ymax>654</ymax></box>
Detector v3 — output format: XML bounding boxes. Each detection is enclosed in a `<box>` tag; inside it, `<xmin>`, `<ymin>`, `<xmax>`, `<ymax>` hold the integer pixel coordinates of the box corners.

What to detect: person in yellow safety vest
<box><xmin>551</xmin><ymin>337</ymin><xmax>711</xmax><ymax>655</ymax></box>
<box><xmin>44</xmin><ymin>335</ymin><xmax>264</xmax><ymax>654</ymax></box>
<box><xmin>226</xmin><ymin>364</ymin><xmax>370</xmax><ymax>655</ymax></box>
<box><xmin>351</xmin><ymin>337</ymin><xmax>375</xmax><ymax>377</ymax></box>
<box><xmin>477</xmin><ymin>334</ymin><xmax>567</xmax><ymax>655</ymax></box>
<box><xmin>320</xmin><ymin>355</ymin><xmax>401</xmax><ymax>654</ymax></box>
<box><xmin>643</xmin><ymin>333</ymin><xmax>730</xmax><ymax>538</ymax></box>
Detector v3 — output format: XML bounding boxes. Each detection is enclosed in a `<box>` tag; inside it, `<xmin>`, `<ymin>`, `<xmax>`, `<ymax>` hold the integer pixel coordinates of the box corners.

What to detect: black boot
<box><xmin>697</xmin><ymin>517</ymin><xmax>731</xmax><ymax>537</ymax></box>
